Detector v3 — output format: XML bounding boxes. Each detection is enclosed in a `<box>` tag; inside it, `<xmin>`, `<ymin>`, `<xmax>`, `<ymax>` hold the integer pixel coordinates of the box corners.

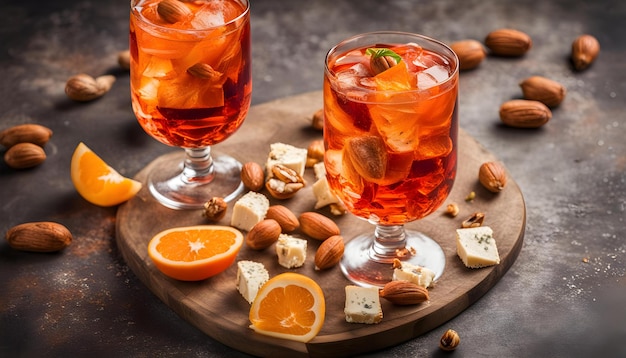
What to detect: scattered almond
<box><xmin>118</xmin><ymin>50</ymin><xmax>131</xmax><ymax>70</ymax></box>
<box><xmin>241</xmin><ymin>161</ymin><xmax>264</xmax><ymax>191</ymax></box>
<box><xmin>485</xmin><ymin>28</ymin><xmax>532</xmax><ymax>56</ymax></box>
<box><xmin>0</xmin><ymin>124</ymin><xmax>53</xmax><ymax>148</ymax></box>
<box><xmin>379</xmin><ymin>280</ymin><xmax>429</xmax><ymax>305</ymax></box>
<box><xmin>479</xmin><ymin>161</ymin><xmax>507</xmax><ymax>193</ymax></box>
<box><xmin>6</xmin><ymin>222</ymin><xmax>72</xmax><ymax>252</ymax></box>
<box><xmin>265</xmin><ymin>205</ymin><xmax>299</xmax><ymax>232</ymax></box>
<box><xmin>299</xmin><ymin>212</ymin><xmax>340</xmax><ymax>241</ymax></box>
<box><xmin>65</xmin><ymin>73</ymin><xmax>115</xmax><ymax>102</ymax></box>
<box><xmin>571</xmin><ymin>34</ymin><xmax>600</xmax><ymax>71</ymax></box>
<box><xmin>4</xmin><ymin>142</ymin><xmax>46</xmax><ymax>169</ymax></box>
<box><xmin>450</xmin><ymin>39</ymin><xmax>486</xmax><ymax>70</ymax></box>
<box><xmin>499</xmin><ymin>99</ymin><xmax>551</xmax><ymax>128</ymax></box>
<box><xmin>314</xmin><ymin>234</ymin><xmax>344</xmax><ymax>270</ymax></box>
<box><xmin>245</xmin><ymin>219</ymin><xmax>282</xmax><ymax>250</ymax></box>
<box><xmin>311</xmin><ymin>109</ymin><xmax>324</xmax><ymax>130</ymax></box>
<box><xmin>461</xmin><ymin>212</ymin><xmax>485</xmax><ymax>228</ymax></box>
<box><xmin>519</xmin><ymin>76</ymin><xmax>566</xmax><ymax>108</ymax></box>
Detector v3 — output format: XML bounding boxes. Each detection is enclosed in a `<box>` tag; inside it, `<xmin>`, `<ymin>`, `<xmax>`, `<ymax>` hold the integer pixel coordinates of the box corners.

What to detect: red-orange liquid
<box><xmin>324</xmin><ymin>44</ymin><xmax>458</xmax><ymax>225</ymax></box>
<box><xmin>130</xmin><ymin>0</ymin><xmax>251</xmax><ymax>148</ymax></box>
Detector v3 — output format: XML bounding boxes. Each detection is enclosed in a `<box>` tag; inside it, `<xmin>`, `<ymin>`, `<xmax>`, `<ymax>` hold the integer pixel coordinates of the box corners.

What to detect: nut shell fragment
<box><xmin>439</xmin><ymin>329</ymin><xmax>460</xmax><ymax>351</ymax></box>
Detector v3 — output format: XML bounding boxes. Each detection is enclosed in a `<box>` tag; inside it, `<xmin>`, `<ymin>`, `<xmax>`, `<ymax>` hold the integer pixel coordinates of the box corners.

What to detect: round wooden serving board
<box><xmin>116</xmin><ymin>91</ymin><xmax>526</xmax><ymax>357</ymax></box>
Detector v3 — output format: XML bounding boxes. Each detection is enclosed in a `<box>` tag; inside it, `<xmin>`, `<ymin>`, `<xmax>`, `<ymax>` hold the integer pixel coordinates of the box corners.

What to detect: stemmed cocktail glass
<box><xmin>323</xmin><ymin>32</ymin><xmax>459</xmax><ymax>287</ymax></box>
<box><xmin>130</xmin><ymin>0</ymin><xmax>251</xmax><ymax>209</ymax></box>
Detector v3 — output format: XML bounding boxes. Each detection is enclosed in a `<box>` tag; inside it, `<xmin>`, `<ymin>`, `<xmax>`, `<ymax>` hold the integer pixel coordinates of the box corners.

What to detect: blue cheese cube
<box><xmin>275</xmin><ymin>234</ymin><xmax>307</xmax><ymax>268</ymax></box>
<box><xmin>392</xmin><ymin>259</ymin><xmax>436</xmax><ymax>288</ymax></box>
<box><xmin>456</xmin><ymin>226</ymin><xmax>500</xmax><ymax>268</ymax></box>
<box><xmin>236</xmin><ymin>260</ymin><xmax>269</xmax><ymax>304</ymax></box>
<box><xmin>344</xmin><ymin>285</ymin><xmax>383</xmax><ymax>324</ymax></box>
<box><xmin>230</xmin><ymin>192</ymin><xmax>269</xmax><ymax>231</ymax></box>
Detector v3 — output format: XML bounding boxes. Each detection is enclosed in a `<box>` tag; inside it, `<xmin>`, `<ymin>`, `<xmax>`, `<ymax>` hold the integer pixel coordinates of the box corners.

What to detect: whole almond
<box><xmin>345</xmin><ymin>135</ymin><xmax>387</xmax><ymax>181</ymax></box>
<box><xmin>241</xmin><ymin>161</ymin><xmax>264</xmax><ymax>191</ymax></box>
<box><xmin>314</xmin><ymin>235</ymin><xmax>344</xmax><ymax>270</ymax></box>
<box><xmin>450</xmin><ymin>40</ymin><xmax>486</xmax><ymax>70</ymax></box>
<box><xmin>571</xmin><ymin>34</ymin><xmax>600</xmax><ymax>71</ymax></box>
<box><xmin>65</xmin><ymin>74</ymin><xmax>115</xmax><ymax>102</ymax></box>
<box><xmin>519</xmin><ymin>76</ymin><xmax>566</xmax><ymax>108</ymax></box>
<box><xmin>479</xmin><ymin>161</ymin><xmax>507</xmax><ymax>193</ymax></box>
<box><xmin>4</xmin><ymin>142</ymin><xmax>46</xmax><ymax>169</ymax></box>
<box><xmin>499</xmin><ymin>99</ymin><xmax>552</xmax><ymax>128</ymax></box>
<box><xmin>0</xmin><ymin>124</ymin><xmax>53</xmax><ymax>148</ymax></box>
<box><xmin>6</xmin><ymin>222</ymin><xmax>72</xmax><ymax>252</ymax></box>
<box><xmin>187</xmin><ymin>63</ymin><xmax>223</xmax><ymax>80</ymax></box>
<box><xmin>265</xmin><ymin>205</ymin><xmax>299</xmax><ymax>232</ymax></box>
<box><xmin>157</xmin><ymin>0</ymin><xmax>192</xmax><ymax>24</ymax></box>
<box><xmin>299</xmin><ymin>212</ymin><xmax>340</xmax><ymax>241</ymax></box>
<box><xmin>485</xmin><ymin>29</ymin><xmax>532</xmax><ymax>57</ymax></box>
<box><xmin>245</xmin><ymin>219</ymin><xmax>281</xmax><ymax>250</ymax></box>
<box><xmin>379</xmin><ymin>280</ymin><xmax>430</xmax><ymax>305</ymax></box>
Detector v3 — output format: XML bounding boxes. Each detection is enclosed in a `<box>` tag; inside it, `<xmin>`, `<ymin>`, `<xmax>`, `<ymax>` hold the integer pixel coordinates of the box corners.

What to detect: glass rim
<box><xmin>325</xmin><ymin>31</ymin><xmax>459</xmax><ymax>96</ymax></box>
<box><xmin>130</xmin><ymin>0</ymin><xmax>250</xmax><ymax>36</ymax></box>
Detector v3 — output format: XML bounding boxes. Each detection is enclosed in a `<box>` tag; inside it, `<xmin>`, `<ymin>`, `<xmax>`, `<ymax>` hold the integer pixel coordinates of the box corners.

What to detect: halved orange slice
<box><xmin>148</xmin><ymin>225</ymin><xmax>243</xmax><ymax>281</ymax></box>
<box><xmin>249</xmin><ymin>272</ymin><xmax>326</xmax><ymax>343</ymax></box>
<box><xmin>70</xmin><ymin>142</ymin><xmax>142</xmax><ymax>207</ymax></box>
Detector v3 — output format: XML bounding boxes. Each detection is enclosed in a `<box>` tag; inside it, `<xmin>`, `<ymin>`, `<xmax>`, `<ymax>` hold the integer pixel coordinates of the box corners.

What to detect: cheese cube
<box><xmin>236</xmin><ymin>260</ymin><xmax>269</xmax><ymax>304</ymax></box>
<box><xmin>231</xmin><ymin>192</ymin><xmax>269</xmax><ymax>231</ymax></box>
<box><xmin>344</xmin><ymin>285</ymin><xmax>383</xmax><ymax>324</ymax></box>
<box><xmin>312</xmin><ymin>176</ymin><xmax>340</xmax><ymax>209</ymax></box>
<box><xmin>392</xmin><ymin>261</ymin><xmax>436</xmax><ymax>288</ymax></box>
<box><xmin>275</xmin><ymin>234</ymin><xmax>307</xmax><ymax>268</ymax></box>
<box><xmin>456</xmin><ymin>226</ymin><xmax>500</xmax><ymax>268</ymax></box>
<box><xmin>266</xmin><ymin>142</ymin><xmax>308</xmax><ymax>177</ymax></box>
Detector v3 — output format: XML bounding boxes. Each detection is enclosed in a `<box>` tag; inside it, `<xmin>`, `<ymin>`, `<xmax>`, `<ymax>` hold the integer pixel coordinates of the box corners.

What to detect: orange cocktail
<box><xmin>324</xmin><ymin>32</ymin><xmax>459</xmax><ymax>287</ymax></box>
<box><xmin>129</xmin><ymin>0</ymin><xmax>251</xmax><ymax>209</ymax></box>
<box><xmin>130</xmin><ymin>0</ymin><xmax>251</xmax><ymax>148</ymax></box>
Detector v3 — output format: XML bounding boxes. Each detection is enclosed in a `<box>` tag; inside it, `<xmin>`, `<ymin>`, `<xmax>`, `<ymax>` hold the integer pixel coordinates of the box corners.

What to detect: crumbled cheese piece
<box><xmin>344</xmin><ymin>285</ymin><xmax>383</xmax><ymax>324</ymax></box>
<box><xmin>275</xmin><ymin>234</ymin><xmax>307</xmax><ymax>268</ymax></box>
<box><xmin>392</xmin><ymin>261</ymin><xmax>436</xmax><ymax>288</ymax></box>
<box><xmin>456</xmin><ymin>226</ymin><xmax>500</xmax><ymax>268</ymax></box>
<box><xmin>230</xmin><ymin>192</ymin><xmax>269</xmax><ymax>231</ymax></box>
<box><xmin>266</xmin><ymin>142</ymin><xmax>308</xmax><ymax>177</ymax></box>
<box><xmin>236</xmin><ymin>260</ymin><xmax>269</xmax><ymax>304</ymax></box>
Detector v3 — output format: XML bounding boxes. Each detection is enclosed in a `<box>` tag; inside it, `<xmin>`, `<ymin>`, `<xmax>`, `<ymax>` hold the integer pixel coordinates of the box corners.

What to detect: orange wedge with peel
<box><xmin>70</xmin><ymin>142</ymin><xmax>142</xmax><ymax>207</ymax></box>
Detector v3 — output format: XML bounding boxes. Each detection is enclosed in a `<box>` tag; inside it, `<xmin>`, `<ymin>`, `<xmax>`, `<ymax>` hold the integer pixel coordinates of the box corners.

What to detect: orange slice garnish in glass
<box><xmin>249</xmin><ymin>272</ymin><xmax>326</xmax><ymax>343</ymax></box>
<box><xmin>70</xmin><ymin>142</ymin><xmax>142</xmax><ymax>207</ymax></box>
<box><xmin>148</xmin><ymin>225</ymin><xmax>244</xmax><ymax>281</ymax></box>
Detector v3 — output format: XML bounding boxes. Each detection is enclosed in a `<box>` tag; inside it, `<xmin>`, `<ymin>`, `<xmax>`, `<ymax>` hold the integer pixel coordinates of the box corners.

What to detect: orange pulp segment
<box><xmin>373</xmin><ymin>60</ymin><xmax>416</xmax><ymax>91</ymax></box>
<box><xmin>249</xmin><ymin>272</ymin><xmax>326</xmax><ymax>343</ymax></box>
<box><xmin>148</xmin><ymin>225</ymin><xmax>243</xmax><ymax>281</ymax></box>
<box><xmin>70</xmin><ymin>142</ymin><xmax>142</xmax><ymax>207</ymax></box>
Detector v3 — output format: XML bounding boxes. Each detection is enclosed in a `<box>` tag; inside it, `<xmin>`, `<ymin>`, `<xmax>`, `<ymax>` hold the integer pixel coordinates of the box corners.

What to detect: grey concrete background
<box><xmin>1</xmin><ymin>0</ymin><xmax>624</xmax><ymax>357</ymax></box>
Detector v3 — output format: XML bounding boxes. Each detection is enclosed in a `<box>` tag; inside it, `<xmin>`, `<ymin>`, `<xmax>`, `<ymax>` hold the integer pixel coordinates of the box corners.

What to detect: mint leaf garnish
<box><xmin>365</xmin><ymin>48</ymin><xmax>402</xmax><ymax>63</ymax></box>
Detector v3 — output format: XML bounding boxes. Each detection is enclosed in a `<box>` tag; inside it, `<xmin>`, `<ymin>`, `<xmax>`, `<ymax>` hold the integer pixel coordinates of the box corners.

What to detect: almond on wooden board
<box><xmin>6</xmin><ymin>222</ymin><xmax>72</xmax><ymax>252</ymax></box>
<box><xmin>314</xmin><ymin>234</ymin><xmax>344</xmax><ymax>270</ymax></box>
<box><xmin>379</xmin><ymin>280</ymin><xmax>429</xmax><ymax>305</ymax></box>
<box><xmin>265</xmin><ymin>205</ymin><xmax>299</xmax><ymax>232</ymax></box>
<box><xmin>245</xmin><ymin>219</ymin><xmax>282</xmax><ymax>250</ymax></box>
<box><xmin>299</xmin><ymin>212</ymin><xmax>340</xmax><ymax>241</ymax></box>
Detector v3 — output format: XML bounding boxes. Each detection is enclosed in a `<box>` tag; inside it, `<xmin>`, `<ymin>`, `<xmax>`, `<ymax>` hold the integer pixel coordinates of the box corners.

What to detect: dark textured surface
<box><xmin>1</xmin><ymin>0</ymin><xmax>625</xmax><ymax>357</ymax></box>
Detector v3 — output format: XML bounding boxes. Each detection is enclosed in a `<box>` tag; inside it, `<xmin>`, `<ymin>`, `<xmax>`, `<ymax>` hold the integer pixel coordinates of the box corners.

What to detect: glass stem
<box><xmin>181</xmin><ymin>147</ymin><xmax>215</xmax><ymax>184</ymax></box>
<box><xmin>369</xmin><ymin>224</ymin><xmax>408</xmax><ymax>263</ymax></box>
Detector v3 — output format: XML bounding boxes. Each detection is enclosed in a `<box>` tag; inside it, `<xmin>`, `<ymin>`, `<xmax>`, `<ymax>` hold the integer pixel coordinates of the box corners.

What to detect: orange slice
<box><xmin>249</xmin><ymin>272</ymin><xmax>325</xmax><ymax>343</ymax></box>
<box><xmin>148</xmin><ymin>225</ymin><xmax>243</xmax><ymax>281</ymax></box>
<box><xmin>70</xmin><ymin>142</ymin><xmax>142</xmax><ymax>207</ymax></box>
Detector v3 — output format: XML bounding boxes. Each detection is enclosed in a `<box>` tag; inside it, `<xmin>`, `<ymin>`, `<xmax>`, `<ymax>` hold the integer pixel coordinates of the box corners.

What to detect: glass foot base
<box><xmin>340</xmin><ymin>230</ymin><xmax>446</xmax><ymax>288</ymax></box>
<box><xmin>147</xmin><ymin>151</ymin><xmax>244</xmax><ymax>210</ymax></box>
